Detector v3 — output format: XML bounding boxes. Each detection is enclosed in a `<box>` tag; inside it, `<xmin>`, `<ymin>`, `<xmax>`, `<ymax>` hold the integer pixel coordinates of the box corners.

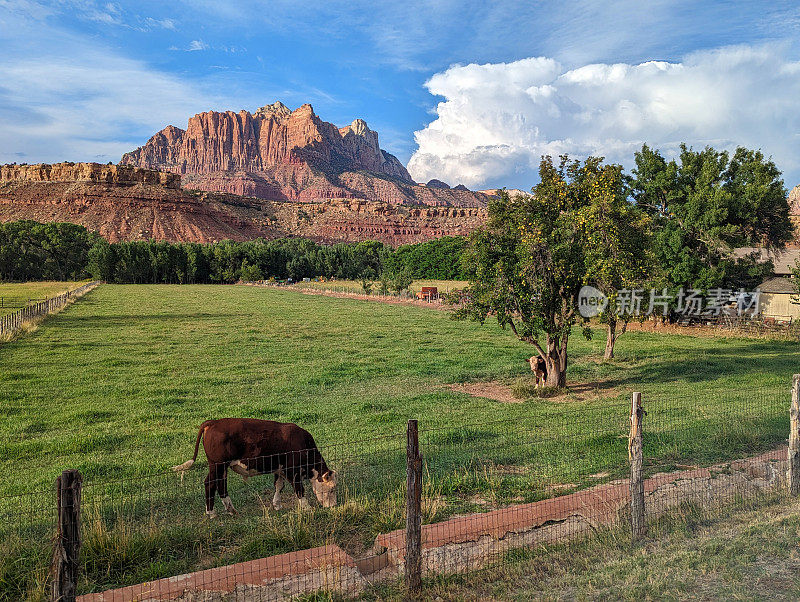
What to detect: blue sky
<box><xmin>2</xmin><ymin>1</ymin><xmax>800</xmax><ymax>189</ymax></box>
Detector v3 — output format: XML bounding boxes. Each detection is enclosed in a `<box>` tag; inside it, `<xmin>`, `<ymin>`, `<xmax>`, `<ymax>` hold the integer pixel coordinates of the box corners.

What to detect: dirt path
<box><xmin>241</xmin><ymin>282</ymin><xmax>452</xmax><ymax>310</ymax></box>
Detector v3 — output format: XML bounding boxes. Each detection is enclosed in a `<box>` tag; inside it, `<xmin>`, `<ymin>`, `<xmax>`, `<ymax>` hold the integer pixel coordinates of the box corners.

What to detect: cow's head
<box><xmin>311</xmin><ymin>469</ymin><xmax>337</xmax><ymax>507</ymax></box>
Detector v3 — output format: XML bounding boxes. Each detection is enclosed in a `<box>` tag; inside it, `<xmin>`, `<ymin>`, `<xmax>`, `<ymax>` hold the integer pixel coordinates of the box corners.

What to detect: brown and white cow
<box><xmin>527</xmin><ymin>356</ymin><xmax>548</xmax><ymax>388</ymax></box>
<box><xmin>172</xmin><ymin>418</ymin><xmax>337</xmax><ymax>517</ymax></box>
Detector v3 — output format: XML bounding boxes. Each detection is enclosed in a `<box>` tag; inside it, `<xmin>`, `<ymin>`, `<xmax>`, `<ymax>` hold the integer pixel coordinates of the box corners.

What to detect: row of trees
<box><xmin>87</xmin><ymin>236</ymin><xmax>467</xmax><ymax>284</ymax></box>
<box><xmin>0</xmin><ymin>221</ymin><xmax>101</xmax><ymax>281</ymax></box>
<box><xmin>456</xmin><ymin>144</ymin><xmax>793</xmax><ymax>386</ymax></box>
<box><xmin>0</xmin><ymin>221</ymin><xmax>469</xmax><ymax>285</ymax></box>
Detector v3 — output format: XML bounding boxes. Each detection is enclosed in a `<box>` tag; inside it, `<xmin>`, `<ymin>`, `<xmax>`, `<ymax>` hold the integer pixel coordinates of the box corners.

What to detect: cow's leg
<box><xmin>289</xmin><ymin>471</ymin><xmax>309</xmax><ymax>509</ymax></box>
<box><xmin>204</xmin><ymin>468</ymin><xmax>218</xmax><ymax>517</ymax></box>
<box><xmin>272</xmin><ymin>473</ymin><xmax>286</xmax><ymax>510</ymax></box>
<box><xmin>217</xmin><ymin>465</ymin><xmax>237</xmax><ymax>516</ymax></box>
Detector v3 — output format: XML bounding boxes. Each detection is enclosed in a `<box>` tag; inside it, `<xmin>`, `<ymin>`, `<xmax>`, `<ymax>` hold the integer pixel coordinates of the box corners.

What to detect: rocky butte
<box><xmin>120</xmin><ymin>102</ymin><xmax>489</xmax><ymax>208</ymax></box>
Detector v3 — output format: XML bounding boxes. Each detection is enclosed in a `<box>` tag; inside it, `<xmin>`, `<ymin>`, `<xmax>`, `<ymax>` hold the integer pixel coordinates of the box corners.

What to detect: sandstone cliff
<box><xmin>0</xmin><ymin>162</ymin><xmax>180</xmax><ymax>188</ymax></box>
<box><xmin>790</xmin><ymin>185</ymin><xmax>800</xmax><ymax>214</ymax></box>
<box><xmin>121</xmin><ymin>102</ymin><xmax>489</xmax><ymax>207</ymax></box>
<box><xmin>789</xmin><ymin>185</ymin><xmax>800</xmax><ymax>248</ymax></box>
<box><xmin>0</xmin><ymin>162</ymin><xmax>487</xmax><ymax>245</ymax></box>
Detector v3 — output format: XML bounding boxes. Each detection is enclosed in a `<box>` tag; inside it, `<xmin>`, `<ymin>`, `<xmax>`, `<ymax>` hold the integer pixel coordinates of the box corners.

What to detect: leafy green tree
<box><xmin>360</xmin><ymin>276</ymin><xmax>374</xmax><ymax>295</ymax></box>
<box><xmin>378</xmin><ymin>272</ymin><xmax>391</xmax><ymax>296</ymax></box>
<box><xmin>389</xmin><ymin>237</ymin><xmax>468</xmax><ymax>279</ymax></box>
<box><xmin>87</xmin><ymin>240</ymin><xmax>114</xmax><ymax>281</ymax></box>
<box><xmin>390</xmin><ymin>267</ymin><xmax>413</xmax><ymax>296</ymax></box>
<box><xmin>629</xmin><ymin>144</ymin><xmax>791</xmax><ymax>291</ymax></box>
<box><xmin>576</xmin><ymin>159</ymin><xmax>651</xmax><ymax>359</ymax></box>
<box><xmin>455</xmin><ymin>157</ymin><xmax>590</xmax><ymax>387</ymax></box>
<box><xmin>239</xmin><ymin>260</ymin><xmax>264</xmax><ymax>282</ymax></box>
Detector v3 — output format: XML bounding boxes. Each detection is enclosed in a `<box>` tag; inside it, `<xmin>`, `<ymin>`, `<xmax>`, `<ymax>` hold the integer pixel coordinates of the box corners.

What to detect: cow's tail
<box><xmin>172</xmin><ymin>421</ymin><xmax>212</xmax><ymax>473</ymax></box>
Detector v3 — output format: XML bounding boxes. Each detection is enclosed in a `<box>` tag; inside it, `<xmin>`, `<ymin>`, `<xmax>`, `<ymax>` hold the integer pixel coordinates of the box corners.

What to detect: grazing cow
<box><xmin>527</xmin><ymin>356</ymin><xmax>548</xmax><ymax>388</ymax></box>
<box><xmin>172</xmin><ymin>418</ymin><xmax>337</xmax><ymax>517</ymax></box>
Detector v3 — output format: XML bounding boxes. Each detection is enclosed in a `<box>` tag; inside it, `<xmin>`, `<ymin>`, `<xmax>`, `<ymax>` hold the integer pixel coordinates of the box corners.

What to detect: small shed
<box><xmin>758</xmin><ymin>277</ymin><xmax>800</xmax><ymax>321</ymax></box>
<box><xmin>416</xmin><ymin>286</ymin><xmax>439</xmax><ymax>302</ymax></box>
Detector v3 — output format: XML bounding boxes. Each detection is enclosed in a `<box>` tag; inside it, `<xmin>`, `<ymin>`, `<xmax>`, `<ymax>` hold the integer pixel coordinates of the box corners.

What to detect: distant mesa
<box><xmin>478</xmin><ymin>188</ymin><xmax>532</xmax><ymax>199</ymax></box>
<box><xmin>121</xmin><ymin>101</ymin><xmax>488</xmax><ymax>209</ymax></box>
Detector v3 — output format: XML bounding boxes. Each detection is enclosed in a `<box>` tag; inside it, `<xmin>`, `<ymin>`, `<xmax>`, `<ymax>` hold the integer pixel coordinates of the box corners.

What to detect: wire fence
<box><xmin>0</xmin><ymin>281</ymin><xmax>101</xmax><ymax>338</ymax></box>
<box><xmin>714</xmin><ymin>313</ymin><xmax>800</xmax><ymax>338</ymax></box>
<box><xmin>1</xmin><ymin>381</ymin><xmax>795</xmax><ymax>601</ymax></box>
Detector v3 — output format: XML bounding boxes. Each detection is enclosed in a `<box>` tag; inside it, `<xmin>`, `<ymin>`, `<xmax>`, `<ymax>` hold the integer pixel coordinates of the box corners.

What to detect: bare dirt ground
<box><xmin>446</xmin><ymin>379</ymin><xmax>618</xmax><ymax>404</ymax></box>
<box><xmin>446</xmin><ymin>381</ymin><xmax>521</xmax><ymax>403</ymax></box>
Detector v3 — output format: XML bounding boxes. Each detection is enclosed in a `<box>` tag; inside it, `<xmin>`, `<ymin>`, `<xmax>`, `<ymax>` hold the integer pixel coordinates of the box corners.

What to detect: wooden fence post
<box><xmin>790</xmin><ymin>375</ymin><xmax>800</xmax><ymax>496</ymax></box>
<box><xmin>629</xmin><ymin>392</ymin><xmax>646</xmax><ymax>541</ymax></box>
<box><xmin>405</xmin><ymin>419</ymin><xmax>422</xmax><ymax>597</ymax></box>
<box><xmin>52</xmin><ymin>469</ymin><xmax>82</xmax><ymax>602</ymax></box>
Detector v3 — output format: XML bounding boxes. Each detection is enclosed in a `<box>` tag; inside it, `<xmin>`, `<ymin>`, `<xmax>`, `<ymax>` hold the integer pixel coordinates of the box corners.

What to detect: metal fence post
<box><xmin>790</xmin><ymin>375</ymin><xmax>800</xmax><ymax>496</ymax></box>
<box><xmin>52</xmin><ymin>469</ymin><xmax>82</xmax><ymax>602</ymax></box>
<box><xmin>405</xmin><ymin>419</ymin><xmax>422</xmax><ymax>596</ymax></box>
<box><xmin>629</xmin><ymin>392</ymin><xmax>646</xmax><ymax>541</ymax></box>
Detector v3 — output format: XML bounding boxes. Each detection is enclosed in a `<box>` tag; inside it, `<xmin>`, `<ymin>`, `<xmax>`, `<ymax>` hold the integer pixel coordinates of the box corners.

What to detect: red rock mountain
<box><xmin>121</xmin><ymin>102</ymin><xmax>488</xmax><ymax>207</ymax></box>
<box><xmin>0</xmin><ymin>163</ymin><xmax>487</xmax><ymax>245</ymax></box>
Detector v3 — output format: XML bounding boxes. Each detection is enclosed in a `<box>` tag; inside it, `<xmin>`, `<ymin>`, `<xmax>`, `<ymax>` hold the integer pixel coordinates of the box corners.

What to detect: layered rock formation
<box><xmin>790</xmin><ymin>185</ymin><xmax>800</xmax><ymax>214</ymax></box>
<box><xmin>789</xmin><ymin>185</ymin><xmax>800</xmax><ymax>248</ymax></box>
<box><xmin>0</xmin><ymin>162</ymin><xmax>180</xmax><ymax>188</ymax></box>
<box><xmin>0</xmin><ymin>162</ymin><xmax>487</xmax><ymax>245</ymax></box>
<box><xmin>121</xmin><ymin>102</ymin><xmax>488</xmax><ymax>207</ymax></box>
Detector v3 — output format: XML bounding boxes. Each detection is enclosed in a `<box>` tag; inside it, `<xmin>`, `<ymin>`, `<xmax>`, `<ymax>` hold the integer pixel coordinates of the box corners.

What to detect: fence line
<box><xmin>0</xmin><ymin>381</ymin><xmax>795</xmax><ymax>601</ymax></box>
<box><xmin>0</xmin><ymin>281</ymin><xmax>101</xmax><ymax>338</ymax></box>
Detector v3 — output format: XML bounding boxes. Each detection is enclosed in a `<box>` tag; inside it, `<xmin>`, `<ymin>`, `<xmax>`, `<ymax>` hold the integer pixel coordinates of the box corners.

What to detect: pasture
<box><xmin>0</xmin><ymin>280</ymin><xmax>87</xmax><ymax>317</ymax></box>
<box><xmin>3</xmin><ymin>284</ymin><xmax>796</xmax><ymax>492</ymax></box>
<box><xmin>1</xmin><ymin>283</ymin><xmax>797</xmax><ymax>598</ymax></box>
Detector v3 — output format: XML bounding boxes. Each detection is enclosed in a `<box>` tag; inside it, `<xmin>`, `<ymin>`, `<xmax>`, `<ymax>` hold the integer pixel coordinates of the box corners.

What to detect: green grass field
<box><xmin>3</xmin><ymin>284</ymin><xmax>796</xmax><ymax>492</ymax></box>
<box><xmin>1</xmin><ymin>283</ymin><xmax>797</xmax><ymax>599</ymax></box>
<box><xmin>0</xmin><ymin>281</ymin><xmax>87</xmax><ymax>316</ymax></box>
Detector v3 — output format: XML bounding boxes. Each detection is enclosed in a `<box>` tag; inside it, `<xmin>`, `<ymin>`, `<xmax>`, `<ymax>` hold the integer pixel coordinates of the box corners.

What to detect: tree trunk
<box><xmin>604</xmin><ymin>319</ymin><xmax>616</xmax><ymax>360</ymax></box>
<box><xmin>544</xmin><ymin>334</ymin><xmax>568</xmax><ymax>388</ymax></box>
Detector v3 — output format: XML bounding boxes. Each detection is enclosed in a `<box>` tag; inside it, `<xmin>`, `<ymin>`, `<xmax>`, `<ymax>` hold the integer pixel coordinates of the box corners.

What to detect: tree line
<box><xmin>0</xmin><ymin>221</ymin><xmax>102</xmax><ymax>281</ymax></box>
<box><xmin>0</xmin><ymin>221</ymin><xmax>468</xmax><ymax>284</ymax></box>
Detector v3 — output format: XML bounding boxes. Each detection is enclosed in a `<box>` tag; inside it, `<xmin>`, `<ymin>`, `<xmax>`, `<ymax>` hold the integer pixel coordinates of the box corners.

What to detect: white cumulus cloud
<box><xmin>407</xmin><ymin>46</ymin><xmax>800</xmax><ymax>189</ymax></box>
